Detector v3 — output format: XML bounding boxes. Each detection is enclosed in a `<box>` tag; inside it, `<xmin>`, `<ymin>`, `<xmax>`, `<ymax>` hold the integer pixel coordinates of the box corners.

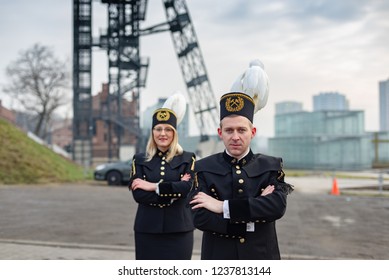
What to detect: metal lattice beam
<box><xmin>72</xmin><ymin>0</ymin><xmax>93</xmax><ymax>166</ymax></box>
<box><xmin>163</xmin><ymin>0</ymin><xmax>219</xmax><ymax>140</ymax></box>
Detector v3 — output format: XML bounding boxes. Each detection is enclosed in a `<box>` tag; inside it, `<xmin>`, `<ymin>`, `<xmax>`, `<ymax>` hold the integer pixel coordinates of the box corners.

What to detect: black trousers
<box><xmin>135</xmin><ymin>231</ymin><xmax>194</xmax><ymax>260</ymax></box>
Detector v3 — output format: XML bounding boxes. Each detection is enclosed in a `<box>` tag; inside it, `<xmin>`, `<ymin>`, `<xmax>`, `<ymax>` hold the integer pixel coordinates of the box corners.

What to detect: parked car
<box><xmin>94</xmin><ymin>160</ymin><xmax>132</xmax><ymax>186</ymax></box>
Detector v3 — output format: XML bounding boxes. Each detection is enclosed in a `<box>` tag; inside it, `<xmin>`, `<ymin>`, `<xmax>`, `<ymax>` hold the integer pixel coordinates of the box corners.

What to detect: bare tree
<box><xmin>3</xmin><ymin>43</ymin><xmax>70</xmax><ymax>138</ymax></box>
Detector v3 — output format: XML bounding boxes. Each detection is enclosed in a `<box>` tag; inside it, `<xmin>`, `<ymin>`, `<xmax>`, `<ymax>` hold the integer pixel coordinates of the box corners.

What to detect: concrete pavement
<box><xmin>1</xmin><ymin>172</ymin><xmax>388</xmax><ymax>260</ymax></box>
<box><xmin>0</xmin><ymin>238</ymin><xmax>201</xmax><ymax>260</ymax></box>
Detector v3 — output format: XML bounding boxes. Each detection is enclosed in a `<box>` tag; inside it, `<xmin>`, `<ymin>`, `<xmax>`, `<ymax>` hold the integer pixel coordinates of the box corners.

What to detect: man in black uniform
<box><xmin>190</xmin><ymin>61</ymin><xmax>293</xmax><ymax>260</ymax></box>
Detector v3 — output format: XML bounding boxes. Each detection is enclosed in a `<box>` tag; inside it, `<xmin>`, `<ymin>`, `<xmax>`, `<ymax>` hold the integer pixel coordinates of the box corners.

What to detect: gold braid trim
<box><xmin>277</xmin><ymin>170</ymin><xmax>285</xmax><ymax>181</ymax></box>
<box><xmin>131</xmin><ymin>159</ymin><xmax>136</xmax><ymax>177</ymax></box>
<box><xmin>191</xmin><ymin>156</ymin><xmax>196</xmax><ymax>171</ymax></box>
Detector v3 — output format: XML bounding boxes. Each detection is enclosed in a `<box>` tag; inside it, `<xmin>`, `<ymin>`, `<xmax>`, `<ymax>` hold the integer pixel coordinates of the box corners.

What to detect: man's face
<box><xmin>218</xmin><ymin>115</ymin><xmax>256</xmax><ymax>158</ymax></box>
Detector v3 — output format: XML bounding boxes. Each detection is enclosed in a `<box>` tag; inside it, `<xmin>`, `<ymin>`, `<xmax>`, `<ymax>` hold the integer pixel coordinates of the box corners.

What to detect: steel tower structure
<box><xmin>100</xmin><ymin>0</ymin><xmax>149</xmax><ymax>160</ymax></box>
<box><xmin>163</xmin><ymin>0</ymin><xmax>219</xmax><ymax>141</ymax></box>
<box><xmin>73</xmin><ymin>0</ymin><xmax>218</xmax><ymax>166</ymax></box>
<box><xmin>73</xmin><ymin>0</ymin><xmax>93</xmax><ymax>166</ymax></box>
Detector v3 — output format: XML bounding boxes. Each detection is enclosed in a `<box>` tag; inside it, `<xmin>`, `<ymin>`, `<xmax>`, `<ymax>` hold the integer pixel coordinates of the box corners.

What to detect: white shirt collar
<box><xmin>225</xmin><ymin>148</ymin><xmax>250</xmax><ymax>161</ymax></box>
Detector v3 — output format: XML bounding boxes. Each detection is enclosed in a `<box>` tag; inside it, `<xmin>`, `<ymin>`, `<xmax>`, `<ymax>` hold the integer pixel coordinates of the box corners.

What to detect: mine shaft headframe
<box><xmin>163</xmin><ymin>0</ymin><xmax>219</xmax><ymax>140</ymax></box>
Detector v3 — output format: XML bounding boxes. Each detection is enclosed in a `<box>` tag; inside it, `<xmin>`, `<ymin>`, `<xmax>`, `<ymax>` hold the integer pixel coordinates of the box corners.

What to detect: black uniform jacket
<box><xmin>191</xmin><ymin>150</ymin><xmax>293</xmax><ymax>260</ymax></box>
<box><xmin>129</xmin><ymin>150</ymin><xmax>196</xmax><ymax>234</ymax></box>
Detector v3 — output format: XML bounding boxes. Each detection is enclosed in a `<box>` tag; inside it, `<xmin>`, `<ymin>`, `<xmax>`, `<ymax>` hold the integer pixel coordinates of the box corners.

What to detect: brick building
<box><xmin>51</xmin><ymin>118</ymin><xmax>73</xmax><ymax>152</ymax></box>
<box><xmin>92</xmin><ymin>84</ymin><xmax>138</xmax><ymax>164</ymax></box>
<box><xmin>0</xmin><ymin>100</ymin><xmax>16</xmax><ymax>124</ymax></box>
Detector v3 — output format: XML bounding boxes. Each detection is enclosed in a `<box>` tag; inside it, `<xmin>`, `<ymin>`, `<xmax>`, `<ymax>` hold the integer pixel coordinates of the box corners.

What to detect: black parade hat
<box><xmin>223</xmin><ymin>59</ymin><xmax>270</xmax><ymax>123</ymax></box>
<box><xmin>219</xmin><ymin>92</ymin><xmax>255</xmax><ymax>123</ymax></box>
<box><xmin>152</xmin><ymin>92</ymin><xmax>186</xmax><ymax>129</ymax></box>
<box><xmin>152</xmin><ymin>108</ymin><xmax>177</xmax><ymax>129</ymax></box>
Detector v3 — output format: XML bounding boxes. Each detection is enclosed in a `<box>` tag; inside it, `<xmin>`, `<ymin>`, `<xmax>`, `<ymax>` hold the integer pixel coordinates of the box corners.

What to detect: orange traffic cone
<box><xmin>331</xmin><ymin>177</ymin><xmax>340</xmax><ymax>196</ymax></box>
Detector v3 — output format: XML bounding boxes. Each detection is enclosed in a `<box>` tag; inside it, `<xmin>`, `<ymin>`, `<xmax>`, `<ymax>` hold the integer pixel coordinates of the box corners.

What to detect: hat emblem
<box><xmin>225</xmin><ymin>96</ymin><xmax>244</xmax><ymax>112</ymax></box>
<box><xmin>156</xmin><ymin>110</ymin><xmax>170</xmax><ymax>121</ymax></box>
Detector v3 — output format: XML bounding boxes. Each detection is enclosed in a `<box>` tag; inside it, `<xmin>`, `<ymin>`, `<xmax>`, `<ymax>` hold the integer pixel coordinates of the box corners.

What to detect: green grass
<box><xmin>0</xmin><ymin>119</ymin><xmax>89</xmax><ymax>184</ymax></box>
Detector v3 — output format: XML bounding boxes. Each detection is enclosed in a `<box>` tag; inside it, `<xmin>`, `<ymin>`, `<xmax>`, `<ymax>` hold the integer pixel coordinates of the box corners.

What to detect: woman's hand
<box><xmin>261</xmin><ymin>185</ymin><xmax>275</xmax><ymax>196</ymax></box>
<box><xmin>181</xmin><ymin>173</ymin><xmax>191</xmax><ymax>181</ymax></box>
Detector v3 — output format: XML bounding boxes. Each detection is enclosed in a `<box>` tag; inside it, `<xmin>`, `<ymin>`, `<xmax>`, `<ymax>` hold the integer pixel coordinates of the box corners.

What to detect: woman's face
<box><xmin>152</xmin><ymin>124</ymin><xmax>174</xmax><ymax>152</ymax></box>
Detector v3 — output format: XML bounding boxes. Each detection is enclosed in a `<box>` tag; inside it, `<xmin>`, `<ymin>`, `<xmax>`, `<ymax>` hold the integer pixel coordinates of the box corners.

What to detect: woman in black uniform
<box><xmin>129</xmin><ymin>93</ymin><xmax>196</xmax><ymax>260</ymax></box>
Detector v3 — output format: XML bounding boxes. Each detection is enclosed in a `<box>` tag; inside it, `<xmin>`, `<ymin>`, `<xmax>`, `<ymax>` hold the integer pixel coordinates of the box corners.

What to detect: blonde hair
<box><xmin>145</xmin><ymin>125</ymin><xmax>183</xmax><ymax>162</ymax></box>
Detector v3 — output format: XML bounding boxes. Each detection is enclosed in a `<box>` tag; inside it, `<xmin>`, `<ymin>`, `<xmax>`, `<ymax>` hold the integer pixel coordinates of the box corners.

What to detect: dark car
<box><xmin>94</xmin><ymin>160</ymin><xmax>132</xmax><ymax>186</ymax></box>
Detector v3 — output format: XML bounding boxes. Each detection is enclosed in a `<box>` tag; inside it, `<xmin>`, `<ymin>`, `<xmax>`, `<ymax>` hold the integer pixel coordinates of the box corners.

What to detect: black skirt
<box><xmin>135</xmin><ymin>231</ymin><xmax>194</xmax><ymax>260</ymax></box>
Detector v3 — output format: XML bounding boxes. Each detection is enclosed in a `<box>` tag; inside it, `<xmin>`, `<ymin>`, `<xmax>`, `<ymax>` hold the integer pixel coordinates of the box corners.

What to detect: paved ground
<box><xmin>0</xmin><ymin>172</ymin><xmax>388</xmax><ymax>260</ymax></box>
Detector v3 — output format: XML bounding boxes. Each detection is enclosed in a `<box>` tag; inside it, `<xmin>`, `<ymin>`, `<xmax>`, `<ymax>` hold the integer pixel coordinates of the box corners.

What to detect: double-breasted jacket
<box><xmin>191</xmin><ymin>150</ymin><xmax>293</xmax><ymax>260</ymax></box>
<box><xmin>129</xmin><ymin>150</ymin><xmax>196</xmax><ymax>234</ymax></box>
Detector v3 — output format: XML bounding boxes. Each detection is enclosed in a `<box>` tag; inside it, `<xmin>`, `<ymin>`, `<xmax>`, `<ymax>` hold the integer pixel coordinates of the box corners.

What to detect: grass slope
<box><xmin>0</xmin><ymin>119</ymin><xmax>86</xmax><ymax>184</ymax></box>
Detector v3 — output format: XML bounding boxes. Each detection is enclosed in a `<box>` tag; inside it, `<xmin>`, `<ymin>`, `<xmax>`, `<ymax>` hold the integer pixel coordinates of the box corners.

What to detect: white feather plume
<box><xmin>162</xmin><ymin>91</ymin><xmax>187</xmax><ymax>125</ymax></box>
<box><xmin>230</xmin><ymin>59</ymin><xmax>269</xmax><ymax>112</ymax></box>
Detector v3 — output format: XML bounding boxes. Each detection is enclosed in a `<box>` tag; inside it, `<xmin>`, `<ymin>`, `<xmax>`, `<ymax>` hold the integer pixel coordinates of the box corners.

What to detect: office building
<box><xmin>275</xmin><ymin>101</ymin><xmax>303</xmax><ymax>115</ymax></box>
<box><xmin>313</xmin><ymin>92</ymin><xmax>349</xmax><ymax>111</ymax></box>
<box><xmin>269</xmin><ymin>100</ymin><xmax>373</xmax><ymax>171</ymax></box>
<box><xmin>379</xmin><ymin>79</ymin><xmax>389</xmax><ymax>131</ymax></box>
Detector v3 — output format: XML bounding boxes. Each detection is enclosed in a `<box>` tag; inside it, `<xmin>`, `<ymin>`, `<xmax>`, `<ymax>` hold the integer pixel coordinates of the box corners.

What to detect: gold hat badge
<box><xmin>225</xmin><ymin>95</ymin><xmax>244</xmax><ymax>112</ymax></box>
<box><xmin>156</xmin><ymin>110</ymin><xmax>170</xmax><ymax>121</ymax></box>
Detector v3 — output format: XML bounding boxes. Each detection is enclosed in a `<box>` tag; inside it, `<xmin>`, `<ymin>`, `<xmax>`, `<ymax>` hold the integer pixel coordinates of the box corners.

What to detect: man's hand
<box><xmin>190</xmin><ymin>191</ymin><xmax>223</xmax><ymax>213</ymax></box>
<box><xmin>131</xmin><ymin>178</ymin><xmax>157</xmax><ymax>191</ymax></box>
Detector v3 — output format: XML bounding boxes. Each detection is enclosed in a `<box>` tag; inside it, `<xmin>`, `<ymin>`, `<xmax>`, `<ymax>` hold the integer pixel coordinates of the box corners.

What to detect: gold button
<box><xmin>236</xmin><ymin>170</ymin><xmax>241</xmax><ymax>174</ymax></box>
<box><xmin>236</xmin><ymin>165</ymin><xmax>240</xmax><ymax>169</ymax></box>
<box><xmin>160</xmin><ymin>166</ymin><xmax>165</xmax><ymax>170</ymax></box>
<box><xmin>162</xmin><ymin>157</ymin><xmax>166</xmax><ymax>160</ymax></box>
<box><xmin>158</xmin><ymin>152</ymin><xmax>163</xmax><ymax>156</ymax></box>
<box><xmin>239</xmin><ymin>179</ymin><xmax>244</xmax><ymax>184</ymax></box>
<box><xmin>239</xmin><ymin>238</ymin><xmax>245</xmax><ymax>243</ymax></box>
<box><xmin>238</xmin><ymin>189</ymin><xmax>243</xmax><ymax>193</ymax></box>
<box><xmin>161</xmin><ymin>161</ymin><xmax>165</xmax><ymax>165</ymax></box>
<box><xmin>211</xmin><ymin>188</ymin><xmax>215</xmax><ymax>192</ymax></box>
<box><xmin>160</xmin><ymin>172</ymin><xmax>165</xmax><ymax>176</ymax></box>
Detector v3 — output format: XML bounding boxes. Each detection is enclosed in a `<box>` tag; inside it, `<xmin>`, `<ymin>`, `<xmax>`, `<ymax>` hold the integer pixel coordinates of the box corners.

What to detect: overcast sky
<box><xmin>1</xmin><ymin>0</ymin><xmax>388</xmax><ymax>137</ymax></box>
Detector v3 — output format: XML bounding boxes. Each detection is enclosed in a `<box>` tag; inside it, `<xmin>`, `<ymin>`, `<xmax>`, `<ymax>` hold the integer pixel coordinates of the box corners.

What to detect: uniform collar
<box><xmin>157</xmin><ymin>149</ymin><xmax>169</xmax><ymax>158</ymax></box>
<box><xmin>223</xmin><ymin>149</ymin><xmax>253</xmax><ymax>166</ymax></box>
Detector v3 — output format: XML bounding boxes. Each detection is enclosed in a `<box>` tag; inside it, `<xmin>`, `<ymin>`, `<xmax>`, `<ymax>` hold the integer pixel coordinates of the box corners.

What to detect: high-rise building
<box><xmin>313</xmin><ymin>92</ymin><xmax>349</xmax><ymax>111</ymax></box>
<box><xmin>275</xmin><ymin>101</ymin><xmax>303</xmax><ymax>115</ymax></box>
<box><xmin>379</xmin><ymin>78</ymin><xmax>389</xmax><ymax>131</ymax></box>
<box><xmin>269</xmin><ymin>110</ymin><xmax>372</xmax><ymax>170</ymax></box>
